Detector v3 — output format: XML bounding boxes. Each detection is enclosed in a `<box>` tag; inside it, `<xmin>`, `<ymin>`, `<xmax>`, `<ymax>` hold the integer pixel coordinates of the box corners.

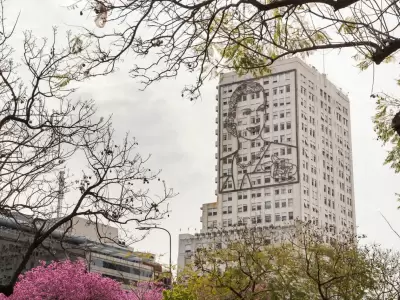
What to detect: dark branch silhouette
<box><xmin>70</xmin><ymin>0</ymin><xmax>400</xmax><ymax>100</ymax></box>
<box><xmin>0</xmin><ymin>2</ymin><xmax>175</xmax><ymax>295</ymax></box>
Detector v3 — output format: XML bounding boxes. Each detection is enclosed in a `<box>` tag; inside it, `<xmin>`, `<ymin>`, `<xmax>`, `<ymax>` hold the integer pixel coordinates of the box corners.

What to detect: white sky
<box><xmin>7</xmin><ymin>0</ymin><xmax>400</xmax><ymax>267</ymax></box>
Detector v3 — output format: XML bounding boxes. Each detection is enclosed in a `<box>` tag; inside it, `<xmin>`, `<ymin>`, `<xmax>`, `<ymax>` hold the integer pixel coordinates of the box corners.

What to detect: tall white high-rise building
<box><xmin>178</xmin><ymin>57</ymin><xmax>356</xmax><ymax>269</ymax></box>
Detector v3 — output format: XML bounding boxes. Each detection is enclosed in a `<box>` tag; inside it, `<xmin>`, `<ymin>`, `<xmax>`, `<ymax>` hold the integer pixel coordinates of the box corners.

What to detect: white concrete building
<box><xmin>0</xmin><ymin>214</ymin><xmax>159</xmax><ymax>288</ymax></box>
<box><xmin>178</xmin><ymin>57</ymin><xmax>356</xmax><ymax>270</ymax></box>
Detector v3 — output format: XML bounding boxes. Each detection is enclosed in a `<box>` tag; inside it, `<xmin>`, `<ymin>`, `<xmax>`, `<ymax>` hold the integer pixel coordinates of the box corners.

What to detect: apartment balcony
<box><xmin>215</xmin><ymin>153</ymin><xmax>218</xmax><ymax>159</ymax></box>
<box><xmin>215</xmin><ymin>105</ymin><xmax>218</xmax><ymax>112</ymax></box>
<box><xmin>215</xmin><ymin>141</ymin><xmax>218</xmax><ymax>147</ymax></box>
<box><xmin>215</xmin><ymin>129</ymin><xmax>218</xmax><ymax>135</ymax></box>
<box><xmin>215</xmin><ymin>117</ymin><xmax>218</xmax><ymax>123</ymax></box>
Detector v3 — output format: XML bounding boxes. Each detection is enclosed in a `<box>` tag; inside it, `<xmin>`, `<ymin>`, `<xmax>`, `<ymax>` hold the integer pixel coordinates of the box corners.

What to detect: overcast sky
<box><xmin>8</xmin><ymin>0</ymin><xmax>400</xmax><ymax>267</ymax></box>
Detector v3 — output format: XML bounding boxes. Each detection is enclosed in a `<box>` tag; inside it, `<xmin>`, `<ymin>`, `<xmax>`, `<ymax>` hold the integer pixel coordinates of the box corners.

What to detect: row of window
<box><xmin>270</xmin><ymin>85</ymin><xmax>291</xmax><ymax>96</ymax></box>
<box><xmin>219</xmin><ymin>187</ymin><xmax>294</xmax><ymax>203</ymax></box>
<box><xmin>340</xmin><ymin>206</ymin><xmax>353</xmax><ymax>217</ymax></box>
<box><xmin>320</xmin><ymin>124</ymin><xmax>332</xmax><ymax>137</ymax></box>
<box><xmin>301</xmin><ymin>122</ymin><xmax>316</xmax><ymax>137</ymax></box>
<box><xmin>237</xmin><ymin>187</ymin><xmax>294</xmax><ymax>200</ymax></box>
<box><xmin>336</xmin><ymin>112</ymin><xmax>349</xmax><ymax>127</ymax></box>
<box><xmin>208</xmin><ymin>211</ymin><xmax>295</xmax><ymax>229</ymax></box>
<box><xmin>223</xmin><ymin>172</ymin><xmax>294</xmax><ymax>189</ymax></box>
<box><xmin>236</xmin><ymin>199</ymin><xmax>295</xmax><ymax>212</ymax></box>
<box><xmin>263</xmin><ymin>72</ymin><xmax>292</xmax><ymax>85</ymax></box>
<box><xmin>249</xmin><ymin>212</ymin><xmax>294</xmax><ymax>224</ymax></box>
<box><xmin>231</xmin><ymin>110</ymin><xmax>291</xmax><ymax>126</ymax></box>
<box><xmin>221</xmin><ymin>76</ymin><xmax>291</xmax><ymax>98</ymax></box>
<box><xmin>339</xmin><ymin>194</ymin><xmax>353</xmax><ymax>206</ymax></box>
<box><xmin>320</xmin><ymin>100</ymin><xmax>332</xmax><ymax>114</ymax></box>
<box><xmin>237</xmin><ymin>171</ymin><xmax>295</xmax><ymax>186</ymax></box>
<box><xmin>91</xmin><ymin>259</ymin><xmax>153</xmax><ymax>278</ymax></box>
<box><xmin>301</xmin><ymin>111</ymin><xmax>316</xmax><ymax>126</ymax></box>
<box><xmin>301</xmin><ymin>148</ymin><xmax>317</xmax><ymax>162</ymax></box>
<box><xmin>271</xmin><ymin>122</ymin><xmax>292</xmax><ymax>132</ymax></box>
<box><xmin>212</xmin><ymin>202</ymin><xmax>352</xmax><ymax>221</ymax></box>
<box><xmin>300</xmin><ymin>98</ymin><xmax>316</xmax><ymax>114</ymax></box>
<box><xmin>271</xmin><ymin>97</ymin><xmax>291</xmax><ymax>107</ymax></box>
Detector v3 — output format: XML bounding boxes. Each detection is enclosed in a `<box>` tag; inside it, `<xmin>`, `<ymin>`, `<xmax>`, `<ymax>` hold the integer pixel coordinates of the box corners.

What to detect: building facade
<box><xmin>178</xmin><ymin>57</ymin><xmax>356</xmax><ymax>270</ymax></box>
<box><xmin>0</xmin><ymin>214</ymin><xmax>161</xmax><ymax>289</ymax></box>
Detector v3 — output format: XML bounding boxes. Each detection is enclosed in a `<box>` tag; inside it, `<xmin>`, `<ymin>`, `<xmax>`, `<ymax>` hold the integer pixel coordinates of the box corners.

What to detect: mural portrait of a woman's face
<box><xmin>224</xmin><ymin>81</ymin><xmax>266</xmax><ymax>141</ymax></box>
<box><xmin>220</xmin><ymin>80</ymin><xmax>298</xmax><ymax>193</ymax></box>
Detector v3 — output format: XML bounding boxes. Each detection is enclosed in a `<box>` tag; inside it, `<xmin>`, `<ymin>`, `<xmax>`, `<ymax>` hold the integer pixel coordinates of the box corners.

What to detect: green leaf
<box><xmin>384</xmin><ymin>55</ymin><xmax>395</xmax><ymax>63</ymax></box>
<box><xmin>338</xmin><ymin>17</ymin><xmax>357</xmax><ymax>34</ymax></box>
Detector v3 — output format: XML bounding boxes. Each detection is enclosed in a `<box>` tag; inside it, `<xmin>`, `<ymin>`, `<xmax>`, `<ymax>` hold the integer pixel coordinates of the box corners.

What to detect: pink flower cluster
<box><xmin>130</xmin><ymin>281</ymin><xmax>165</xmax><ymax>300</ymax></box>
<box><xmin>0</xmin><ymin>260</ymin><xmax>164</xmax><ymax>300</ymax></box>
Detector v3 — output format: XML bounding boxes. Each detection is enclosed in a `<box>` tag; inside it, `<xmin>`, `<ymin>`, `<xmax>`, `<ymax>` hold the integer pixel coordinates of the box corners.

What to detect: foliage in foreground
<box><xmin>165</xmin><ymin>225</ymin><xmax>400</xmax><ymax>300</ymax></box>
<box><xmin>69</xmin><ymin>0</ymin><xmax>400</xmax><ymax>100</ymax></box>
<box><xmin>373</xmin><ymin>90</ymin><xmax>400</xmax><ymax>203</ymax></box>
<box><xmin>0</xmin><ymin>1</ymin><xmax>174</xmax><ymax>295</ymax></box>
<box><xmin>0</xmin><ymin>260</ymin><xmax>164</xmax><ymax>300</ymax></box>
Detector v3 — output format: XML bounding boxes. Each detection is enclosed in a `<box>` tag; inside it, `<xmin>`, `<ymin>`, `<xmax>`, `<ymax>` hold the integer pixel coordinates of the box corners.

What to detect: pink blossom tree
<box><xmin>130</xmin><ymin>282</ymin><xmax>165</xmax><ymax>300</ymax></box>
<box><xmin>0</xmin><ymin>260</ymin><xmax>163</xmax><ymax>300</ymax></box>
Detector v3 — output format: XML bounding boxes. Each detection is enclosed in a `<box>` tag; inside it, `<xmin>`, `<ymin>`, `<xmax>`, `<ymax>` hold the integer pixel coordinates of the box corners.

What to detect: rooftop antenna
<box><xmin>57</xmin><ymin>170</ymin><xmax>65</xmax><ymax>218</ymax></box>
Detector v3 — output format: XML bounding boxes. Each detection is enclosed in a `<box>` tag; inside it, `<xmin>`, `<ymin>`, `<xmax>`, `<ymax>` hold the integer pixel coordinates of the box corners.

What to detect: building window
<box><xmin>265</xmin><ymin>201</ymin><xmax>271</xmax><ymax>209</ymax></box>
<box><xmin>286</xmin><ymin>122</ymin><xmax>291</xmax><ymax>129</ymax></box>
<box><xmin>289</xmin><ymin>212</ymin><xmax>293</xmax><ymax>220</ymax></box>
<box><xmin>286</xmin><ymin>85</ymin><xmax>290</xmax><ymax>93</ymax></box>
<box><xmin>208</xmin><ymin>208</ymin><xmax>217</xmax><ymax>216</ymax></box>
<box><xmin>238</xmin><ymin>205</ymin><xmax>248</xmax><ymax>213</ymax></box>
<box><xmin>265</xmin><ymin>214</ymin><xmax>271</xmax><ymax>223</ymax></box>
<box><xmin>275</xmin><ymin>201</ymin><xmax>280</xmax><ymax>208</ymax></box>
<box><xmin>275</xmin><ymin>214</ymin><xmax>281</xmax><ymax>222</ymax></box>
